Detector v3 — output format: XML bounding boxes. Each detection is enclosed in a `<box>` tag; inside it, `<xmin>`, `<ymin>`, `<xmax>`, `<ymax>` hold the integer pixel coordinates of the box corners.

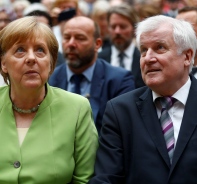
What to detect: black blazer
<box><xmin>98</xmin><ymin>46</ymin><xmax>145</xmax><ymax>88</ymax></box>
<box><xmin>89</xmin><ymin>75</ymin><xmax>197</xmax><ymax>184</ymax></box>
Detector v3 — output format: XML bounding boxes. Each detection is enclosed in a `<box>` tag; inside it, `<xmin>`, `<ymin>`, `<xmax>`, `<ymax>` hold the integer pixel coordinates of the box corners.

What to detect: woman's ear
<box><xmin>1</xmin><ymin>59</ymin><xmax>8</xmax><ymax>73</ymax></box>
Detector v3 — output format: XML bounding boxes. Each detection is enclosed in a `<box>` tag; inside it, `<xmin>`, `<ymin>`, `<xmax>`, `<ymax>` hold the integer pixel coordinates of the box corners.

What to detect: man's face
<box><xmin>108</xmin><ymin>13</ymin><xmax>134</xmax><ymax>51</ymax></box>
<box><xmin>62</xmin><ymin>18</ymin><xmax>96</xmax><ymax>70</ymax></box>
<box><xmin>139</xmin><ymin>25</ymin><xmax>191</xmax><ymax>96</ymax></box>
<box><xmin>0</xmin><ymin>11</ymin><xmax>10</xmax><ymax>31</ymax></box>
<box><xmin>176</xmin><ymin>11</ymin><xmax>197</xmax><ymax>36</ymax></box>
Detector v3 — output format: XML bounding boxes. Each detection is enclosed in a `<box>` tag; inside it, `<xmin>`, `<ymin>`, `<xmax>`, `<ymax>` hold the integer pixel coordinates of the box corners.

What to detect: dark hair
<box><xmin>107</xmin><ymin>3</ymin><xmax>139</xmax><ymax>28</ymax></box>
<box><xmin>26</xmin><ymin>10</ymin><xmax>53</xmax><ymax>27</ymax></box>
<box><xmin>93</xmin><ymin>21</ymin><xmax>100</xmax><ymax>40</ymax></box>
<box><xmin>178</xmin><ymin>6</ymin><xmax>197</xmax><ymax>14</ymax></box>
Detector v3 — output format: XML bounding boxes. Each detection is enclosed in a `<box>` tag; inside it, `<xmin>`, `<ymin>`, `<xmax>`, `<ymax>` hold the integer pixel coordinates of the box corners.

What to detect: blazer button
<box><xmin>13</xmin><ymin>161</ymin><xmax>21</xmax><ymax>168</ymax></box>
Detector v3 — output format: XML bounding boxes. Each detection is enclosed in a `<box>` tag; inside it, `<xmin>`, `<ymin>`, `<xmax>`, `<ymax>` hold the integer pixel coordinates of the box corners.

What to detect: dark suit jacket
<box><xmin>89</xmin><ymin>75</ymin><xmax>197</xmax><ymax>184</ymax></box>
<box><xmin>98</xmin><ymin>46</ymin><xmax>145</xmax><ymax>88</ymax></box>
<box><xmin>49</xmin><ymin>58</ymin><xmax>135</xmax><ymax>133</ymax></box>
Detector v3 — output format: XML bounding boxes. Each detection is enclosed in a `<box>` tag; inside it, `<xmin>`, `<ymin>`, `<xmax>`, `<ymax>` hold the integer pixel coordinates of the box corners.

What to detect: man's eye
<box><xmin>158</xmin><ymin>45</ymin><xmax>165</xmax><ymax>50</ymax></box>
<box><xmin>37</xmin><ymin>48</ymin><xmax>44</xmax><ymax>53</ymax></box>
<box><xmin>16</xmin><ymin>47</ymin><xmax>24</xmax><ymax>53</ymax></box>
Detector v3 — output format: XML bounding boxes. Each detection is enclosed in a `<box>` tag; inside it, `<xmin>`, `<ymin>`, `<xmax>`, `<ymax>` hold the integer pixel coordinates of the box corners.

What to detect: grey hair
<box><xmin>135</xmin><ymin>15</ymin><xmax>197</xmax><ymax>71</ymax></box>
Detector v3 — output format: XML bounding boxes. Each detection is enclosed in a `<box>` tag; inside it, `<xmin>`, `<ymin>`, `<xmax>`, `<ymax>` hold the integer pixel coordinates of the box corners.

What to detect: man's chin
<box><xmin>67</xmin><ymin>60</ymin><xmax>81</xmax><ymax>69</ymax></box>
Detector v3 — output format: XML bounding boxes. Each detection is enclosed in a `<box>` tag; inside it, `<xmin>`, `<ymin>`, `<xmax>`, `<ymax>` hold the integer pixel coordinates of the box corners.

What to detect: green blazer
<box><xmin>0</xmin><ymin>84</ymin><xmax>98</xmax><ymax>184</ymax></box>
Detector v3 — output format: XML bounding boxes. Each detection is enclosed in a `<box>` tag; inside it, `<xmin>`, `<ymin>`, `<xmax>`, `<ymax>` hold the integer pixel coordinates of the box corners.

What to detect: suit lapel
<box><xmin>136</xmin><ymin>88</ymin><xmax>171</xmax><ymax>167</ymax></box>
<box><xmin>89</xmin><ymin>60</ymin><xmax>104</xmax><ymax>122</ymax></box>
<box><xmin>57</xmin><ymin>64</ymin><xmax>68</xmax><ymax>89</ymax></box>
<box><xmin>170</xmin><ymin>76</ymin><xmax>197</xmax><ymax>174</ymax></box>
<box><xmin>131</xmin><ymin>47</ymin><xmax>140</xmax><ymax>76</ymax></box>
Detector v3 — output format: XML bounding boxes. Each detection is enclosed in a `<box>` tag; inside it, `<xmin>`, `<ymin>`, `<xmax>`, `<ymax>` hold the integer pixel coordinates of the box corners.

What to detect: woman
<box><xmin>0</xmin><ymin>16</ymin><xmax>98</xmax><ymax>183</ymax></box>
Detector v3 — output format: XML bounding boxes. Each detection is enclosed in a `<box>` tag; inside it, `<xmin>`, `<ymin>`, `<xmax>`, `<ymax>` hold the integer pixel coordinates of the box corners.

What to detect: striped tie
<box><xmin>158</xmin><ymin>97</ymin><xmax>176</xmax><ymax>164</ymax></box>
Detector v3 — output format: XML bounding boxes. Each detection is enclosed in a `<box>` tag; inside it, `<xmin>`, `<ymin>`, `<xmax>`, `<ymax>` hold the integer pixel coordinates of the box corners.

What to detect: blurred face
<box><xmin>62</xmin><ymin>17</ymin><xmax>100</xmax><ymax>72</ymax></box>
<box><xmin>108</xmin><ymin>13</ymin><xmax>134</xmax><ymax>51</ymax></box>
<box><xmin>1</xmin><ymin>37</ymin><xmax>51</xmax><ymax>90</ymax></box>
<box><xmin>0</xmin><ymin>11</ymin><xmax>10</xmax><ymax>31</ymax></box>
<box><xmin>59</xmin><ymin>1</ymin><xmax>77</xmax><ymax>11</ymax></box>
<box><xmin>93</xmin><ymin>13</ymin><xmax>108</xmax><ymax>39</ymax></box>
<box><xmin>139</xmin><ymin>26</ymin><xmax>191</xmax><ymax>96</ymax></box>
<box><xmin>176</xmin><ymin>11</ymin><xmax>197</xmax><ymax>35</ymax></box>
<box><xmin>36</xmin><ymin>16</ymin><xmax>50</xmax><ymax>27</ymax></box>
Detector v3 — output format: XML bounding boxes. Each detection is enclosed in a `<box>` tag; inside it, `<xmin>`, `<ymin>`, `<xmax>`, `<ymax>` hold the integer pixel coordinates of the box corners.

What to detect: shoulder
<box><xmin>49</xmin><ymin>85</ymin><xmax>89</xmax><ymax>104</ymax></box>
<box><xmin>96</xmin><ymin>58</ymin><xmax>131</xmax><ymax>75</ymax></box>
<box><xmin>98</xmin><ymin>47</ymin><xmax>111</xmax><ymax>56</ymax></box>
<box><xmin>52</xmin><ymin>63</ymin><xmax>66</xmax><ymax>74</ymax></box>
<box><xmin>109</xmin><ymin>86</ymin><xmax>148</xmax><ymax>104</ymax></box>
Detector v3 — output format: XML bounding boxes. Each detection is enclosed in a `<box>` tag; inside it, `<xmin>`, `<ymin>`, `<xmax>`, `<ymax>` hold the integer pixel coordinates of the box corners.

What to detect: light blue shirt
<box><xmin>66</xmin><ymin>63</ymin><xmax>96</xmax><ymax>98</ymax></box>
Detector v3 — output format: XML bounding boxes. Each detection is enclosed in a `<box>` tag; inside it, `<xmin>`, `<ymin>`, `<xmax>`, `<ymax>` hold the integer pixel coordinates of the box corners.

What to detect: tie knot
<box><xmin>71</xmin><ymin>74</ymin><xmax>84</xmax><ymax>94</ymax></box>
<box><xmin>118</xmin><ymin>52</ymin><xmax>125</xmax><ymax>59</ymax></box>
<box><xmin>157</xmin><ymin>96</ymin><xmax>176</xmax><ymax>110</ymax></box>
<box><xmin>72</xmin><ymin>74</ymin><xmax>84</xmax><ymax>83</ymax></box>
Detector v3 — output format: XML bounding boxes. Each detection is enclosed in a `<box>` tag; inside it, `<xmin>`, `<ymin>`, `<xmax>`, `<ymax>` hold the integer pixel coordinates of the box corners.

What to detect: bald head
<box><xmin>64</xmin><ymin>16</ymin><xmax>100</xmax><ymax>40</ymax></box>
<box><xmin>61</xmin><ymin>16</ymin><xmax>102</xmax><ymax>73</ymax></box>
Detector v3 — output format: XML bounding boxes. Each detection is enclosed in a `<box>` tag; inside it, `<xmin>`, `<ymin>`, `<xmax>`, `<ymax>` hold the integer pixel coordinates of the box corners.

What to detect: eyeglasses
<box><xmin>0</xmin><ymin>19</ymin><xmax>10</xmax><ymax>23</ymax></box>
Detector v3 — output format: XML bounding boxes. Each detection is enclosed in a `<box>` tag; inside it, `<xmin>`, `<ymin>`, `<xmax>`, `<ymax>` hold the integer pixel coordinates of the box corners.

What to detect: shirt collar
<box><xmin>66</xmin><ymin>62</ymin><xmax>96</xmax><ymax>82</ymax></box>
<box><xmin>112</xmin><ymin>40</ymin><xmax>135</xmax><ymax>58</ymax></box>
<box><xmin>152</xmin><ymin>77</ymin><xmax>191</xmax><ymax>106</ymax></box>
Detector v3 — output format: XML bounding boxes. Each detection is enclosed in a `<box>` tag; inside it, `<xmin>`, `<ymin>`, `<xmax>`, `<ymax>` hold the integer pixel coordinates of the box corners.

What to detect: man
<box><xmin>89</xmin><ymin>15</ymin><xmax>197</xmax><ymax>183</ymax></box>
<box><xmin>176</xmin><ymin>6</ymin><xmax>197</xmax><ymax>78</ymax></box>
<box><xmin>49</xmin><ymin>16</ymin><xmax>135</xmax><ymax>133</ymax></box>
<box><xmin>98</xmin><ymin>3</ymin><xmax>145</xmax><ymax>88</ymax></box>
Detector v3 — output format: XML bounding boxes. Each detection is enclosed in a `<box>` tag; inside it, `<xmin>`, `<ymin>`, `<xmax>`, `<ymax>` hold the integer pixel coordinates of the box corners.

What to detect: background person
<box><xmin>176</xmin><ymin>6</ymin><xmax>197</xmax><ymax>77</ymax></box>
<box><xmin>98</xmin><ymin>3</ymin><xmax>145</xmax><ymax>88</ymax></box>
<box><xmin>49</xmin><ymin>16</ymin><xmax>135</xmax><ymax>133</ymax></box>
<box><xmin>89</xmin><ymin>15</ymin><xmax>197</xmax><ymax>183</ymax></box>
<box><xmin>0</xmin><ymin>16</ymin><xmax>98</xmax><ymax>183</ymax></box>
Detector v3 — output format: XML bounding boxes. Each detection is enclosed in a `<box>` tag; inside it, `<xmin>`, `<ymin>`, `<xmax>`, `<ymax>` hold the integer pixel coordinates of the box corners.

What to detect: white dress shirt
<box><xmin>110</xmin><ymin>41</ymin><xmax>135</xmax><ymax>71</ymax></box>
<box><xmin>153</xmin><ymin>77</ymin><xmax>191</xmax><ymax>147</ymax></box>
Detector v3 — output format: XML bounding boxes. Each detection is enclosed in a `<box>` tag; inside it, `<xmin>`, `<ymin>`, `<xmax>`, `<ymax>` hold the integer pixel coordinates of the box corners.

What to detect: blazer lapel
<box><xmin>89</xmin><ymin>60</ymin><xmax>104</xmax><ymax>122</ymax></box>
<box><xmin>136</xmin><ymin>88</ymin><xmax>171</xmax><ymax>167</ymax></box>
<box><xmin>170</xmin><ymin>76</ymin><xmax>197</xmax><ymax>174</ymax></box>
<box><xmin>56</xmin><ymin>63</ymin><xmax>68</xmax><ymax>90</ymax></box>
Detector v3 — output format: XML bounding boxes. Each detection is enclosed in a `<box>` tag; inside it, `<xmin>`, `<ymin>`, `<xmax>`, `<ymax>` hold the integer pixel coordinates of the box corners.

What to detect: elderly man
<box><xmin>89</xmin><ymin>15</ymin><xmax>197</xmax><ymax>183</ymax></box>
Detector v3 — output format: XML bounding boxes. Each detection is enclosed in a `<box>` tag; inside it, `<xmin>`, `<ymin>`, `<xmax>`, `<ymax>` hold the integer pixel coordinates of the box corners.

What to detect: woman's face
<box><xmin>1</xmin><ymin>37</ymin><xmax>51</xmax><ymax>90</ymax></box>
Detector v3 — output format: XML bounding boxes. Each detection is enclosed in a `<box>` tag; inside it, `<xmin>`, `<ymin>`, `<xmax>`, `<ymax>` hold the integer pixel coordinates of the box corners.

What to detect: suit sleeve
<box><xmin>88</xmin><ymin>100</ymin><xmax>125</xmax><ymax>184</ymax></box>
<box><xmin>73</xmin><ymin>98</ymin><xmax>99</xmax><ymax>184</ymax></box>
<box><xmin>115</xmin><ymin>70</ymin><xmax>135</xmax><ymax>95</ymax></box>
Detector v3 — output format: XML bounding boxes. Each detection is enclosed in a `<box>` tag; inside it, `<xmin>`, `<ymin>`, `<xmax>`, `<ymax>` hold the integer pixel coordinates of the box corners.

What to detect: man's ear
<box><xmin>184</xmin><ymin>49</ymin><xmax>193</xmax><ymax>66</ymax></box>
<box><xmin>95</xmin><ymin>38</ymin><xmax>102</xmax><ymax>52</ymax></box>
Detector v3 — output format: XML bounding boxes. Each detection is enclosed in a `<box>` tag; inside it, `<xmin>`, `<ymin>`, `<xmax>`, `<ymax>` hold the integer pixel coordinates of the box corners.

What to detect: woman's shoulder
<box><xmin>48</xmin><ymin>85</ymin><xmax>89</xmax><ymax>104</ymax></box>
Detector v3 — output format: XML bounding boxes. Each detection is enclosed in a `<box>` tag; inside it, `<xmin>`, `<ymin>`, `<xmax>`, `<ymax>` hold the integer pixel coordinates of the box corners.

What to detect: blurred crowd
<box><xmin>1</xmin><ymin>0</ymin><xmax>197</xmax><ymax>44</ymax></box>
<box><xmin>0</xmin><ymin>0</ymin><xmax>197</xmax><ymax>85</ymax></box>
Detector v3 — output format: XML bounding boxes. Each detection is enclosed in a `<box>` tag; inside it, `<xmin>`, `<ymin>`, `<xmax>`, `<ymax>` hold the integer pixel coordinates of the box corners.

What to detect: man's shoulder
<box><xmin>97</xmin><ymin>47</ymin><xmax>111</xmax><ymax>62</ymax></box>
<box><xmin>96</xmin><ymin>58</ymin><xmax>132</xmax><ymax>76</ymax></box>
<box><xmin>110</xmin><ymin>86</ymin><xmax>148</xmax><ymax>103</ymax></box>
<box><xmin>51</xmin><ymin>63</ymin><xmax>67</xmax><ymax>76</ymax></box>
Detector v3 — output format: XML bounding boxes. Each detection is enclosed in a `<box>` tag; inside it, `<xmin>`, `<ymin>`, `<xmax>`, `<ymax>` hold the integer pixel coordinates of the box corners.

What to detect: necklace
<box><xmin>12</xmin><ymin>103</ymin><xmax>40</xmax><ymax>114</ymax></box>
